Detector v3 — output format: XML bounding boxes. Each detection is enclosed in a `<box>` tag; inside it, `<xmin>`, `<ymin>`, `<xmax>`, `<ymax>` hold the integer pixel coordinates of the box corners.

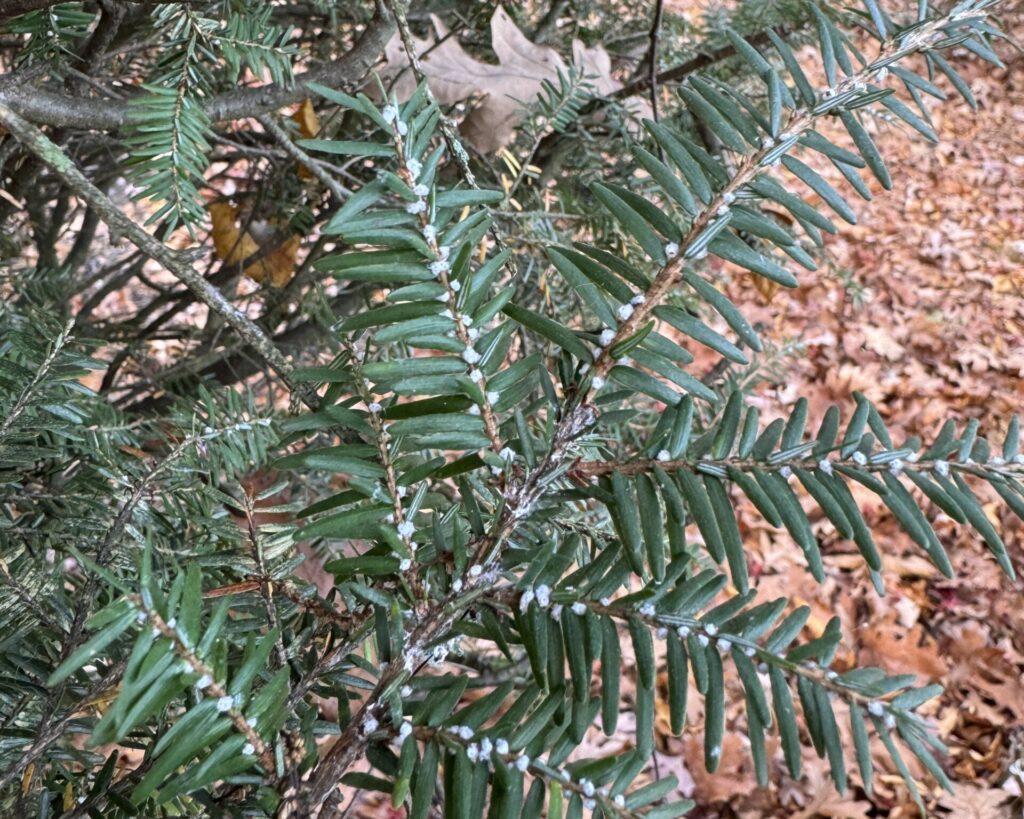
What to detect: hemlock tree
<box><xmin>0</xmin><ymin>0</ymin><xmax>1019</xmax><ymax>817</ymax></box>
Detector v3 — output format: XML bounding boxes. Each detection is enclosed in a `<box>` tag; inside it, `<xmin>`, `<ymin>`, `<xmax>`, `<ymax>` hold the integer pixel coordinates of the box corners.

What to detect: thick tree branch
<box><xmin>0</xmin><ymin>0</ymin><xmax>165</xmax><ymax>21</ymax></box>
<box><xmin>0</xmin><ymin>100</ymin><xmax>321</xmax><ymax>410</ymax></box>
<box><xmin>0</xmin><ymin>7</ymin><xmax>394</xmax><ymax>130</ymax></box>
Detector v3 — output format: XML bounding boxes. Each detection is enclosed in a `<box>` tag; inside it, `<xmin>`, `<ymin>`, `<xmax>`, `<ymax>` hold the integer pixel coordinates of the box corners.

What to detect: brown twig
<box><xmin>644</xmin><ymin>0</ymin><xmax>665</xmax><ymax>122</ymax></box>
<box><xmin>613</xmin><ymin>26</ymin><xmax>787</xmax><ymax>100</ymax></box>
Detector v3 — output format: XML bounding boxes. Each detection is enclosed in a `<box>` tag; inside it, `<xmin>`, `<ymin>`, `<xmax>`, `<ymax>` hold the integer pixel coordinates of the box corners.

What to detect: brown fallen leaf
<box><xmin>376</xmin><ymin>5</ymin><xmax>649</xmax><ymax>153</ymax></box>
<box><xmin>946</xmin><ymin>622</ymin><xmax>1024</xmax><ymax>723</ymax></box>
<box><xmin>937</xmin><ymin>783</ymin><xmax>1015</xmax><ymax>818</ymax></box>
<box><xmin>681</xmin><ymin>733</ymin><xmax>757</xmax><ymax>803</ymax></box>
<box><xmin>827</xmin><ymin>552</ymin><xmax>939</xmax><ymax>579</ymax></box>
<box><xmin>292</xmin><ymin>98</ymin><xmax>320</xmax><ymax>139</ymax></box>
<box><xmin>788</xmin><ymin>755</ymin><xmax>874</xmax><ymax>819</ymax></box>
<box><xmin>861</xmin><ymin>324</ymin><xmax>906</xmax><ymax>360</ymax></box>
<box><xmin>751</xmin><ymin>270</ymin><xmax>783</xmax><ymax>303</ymax></box>
<box><xmin>857</xmin><ymin>619</ymin><xmax>948</xmax><ymax>682</ymax></box>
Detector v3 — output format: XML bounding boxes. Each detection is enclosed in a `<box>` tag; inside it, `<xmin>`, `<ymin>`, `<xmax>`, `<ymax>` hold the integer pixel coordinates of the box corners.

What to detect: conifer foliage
<box><xmin>0</xmin><ymin>1</ymin><xmax>1019</xmax><ymax>817</ymax></box>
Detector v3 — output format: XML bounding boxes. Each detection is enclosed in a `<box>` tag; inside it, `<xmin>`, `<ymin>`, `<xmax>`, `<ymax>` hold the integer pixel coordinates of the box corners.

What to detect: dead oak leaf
<box><xmin>857</xmin><ymin>620</ymin><xmax>947</xmax><ymax>682</ymax></box>
<box><xmin>937</xmin><ymin>784</ymin><xmax>1015</xmax><ymax>818</ymax></box>
<box><xmin>376</xmin><ymin>5</ymin><xmax>648</xmax><ymax>153</ymax></box>
<box><xmin>946</xmin><ymin>621</ymin><xmax>1024</xmax><ymax>723</ymax></box>
<box><xmin>861</xmin><ymin>325</ymin><xmax>907</xmax><ymax>361</ymax></box>
<box><xmin>680</xmin><ymin>733</ymin><xmax>756</xmax><ymax>803</ymax></box>
<box><xmin>377</xmin><ymin>6</ymin><xmax>564</xmax><ymax>154</ymax></box>
<box><xmin>571</xmin><ymin>40</ymin><xmax>652</xmax><ymax>123</ymax></box>
<box><xmin>789</xmin><ymin>764</ymin><xmax>874</xmax><ymax>819</ymax></box>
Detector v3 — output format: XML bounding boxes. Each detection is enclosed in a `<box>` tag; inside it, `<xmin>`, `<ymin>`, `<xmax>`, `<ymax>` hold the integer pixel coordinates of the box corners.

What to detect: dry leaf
<box><xmin>789</xmin><ymin>756</ymin><xmax>874</xmax><ymax>818</ymax></box>
<box><xmin>751</xmin><ymin>271</ymin><xmax>782</xmax><ymax>303</ymax></box>
<box><xmin>937</xmin><ymin>784</ymin><xmax>1015</xmax><ymax>818</ymax></box>
<box><xmin>375</xmin><ymin>5</ymin><xmax>649</xmax><ymax>153</ymax></box>
<box><xmin>292</xmin><ymin>99</ymin><xmax>321</xmax><ymax>180</ymax></box>
<box><xmin>946</xmin><ymin>622</ymin><xmax>1024</xmax><ymax>722</ymax></box>
<box><xmin>857</xmin><ymin>620</ymin><xmax>947</xmax><ymax>682</ymax></box>
<box><xmin>861</xmin><ymin>325</ymin><xmax>906</xmax><ymax>360</ymax></box>
<box><xmin>571</xmin><ymin>39</ymin><xmax>652</xmax><ymax>122</ymax></box>
<box><xmin>209</xmin><ymin>201</ymin><xmax>260</xmax><ymax>263</ymax></box>
<box><xmin>681</xmin><ymin>733</ymin><xmax>756</xmax><ymax>803</ymax></box>
<box><xmin>292</xmin><ymin>98</ymin><xmax>320</xmax><ymax>139</ymax></box>
<box><xmin>826</xmin><ymin>552</ymin><xmax>938</xmax><ymax>578</ymax></box>
<box><xmin>207</xmin><ymin>202</ymin><xmax>299</xmax><ymax>288</ymax></box>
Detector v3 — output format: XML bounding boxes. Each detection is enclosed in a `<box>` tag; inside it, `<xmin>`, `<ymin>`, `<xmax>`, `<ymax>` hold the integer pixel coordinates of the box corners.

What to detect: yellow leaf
<box><xmin>292</xmin><ymin>100</ymin><xmax>320</xmax><ymax>180</ymax></box>
<box><xmin>261</xmin><ymin>234</ymin><xmax>301</xmax><ymax>288</ymax></box>
<box><xmin>752</xmin><ymin>273</ymin><xmax>781</xmax><ymax>303</ymax></box>
<box><xmin>63</xmin><ymin>781</ymin><xmax>74</xmax><ymax>811</ymax></box>
<box><xmin>207</xmin><ymin>202</ymin><xmax>299</xmax><ymax>287</ymax></box>
<box><xmin>83</xmin><ymin>683</ymin><xmax>122</xmax><ymax>715</ymax></box>
<box><xmin>21</xmin><ymin>763</ymin><xmax>33</xmax><ymax>796</ymax></box>
<box><xmin>208</xmin><ymin>201</ymin><xmax>254</xmax><ymax>265</ymax></box>
<box><xmin>291</xmin><ymin>99</ymin><xmax>320</xmax><ymax>139</ymax></box>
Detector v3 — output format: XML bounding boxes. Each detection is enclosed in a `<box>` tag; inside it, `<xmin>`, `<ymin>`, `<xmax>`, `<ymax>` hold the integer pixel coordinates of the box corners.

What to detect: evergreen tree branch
<box><xmin>2</xmin><ymin>419</ymin><xmax>271</xmax><ymax>794</ymax></box>
<box><xmin>383</xmin><ymin>0</ymin><xmax>519</xmax><ymax>276</ymax></box>
<box><xmin>0</xmin><ymin>0</ymin><xmax>168</xmax><ymax>21</ymax></box>
<box><xmin>135</xmin><ymin>594</ymin><xmax>278</xmax><ymax>774</ymax></box>
<box><xmin>2</xmin><ymin>1</ymin><xmax>1014</xmax><ymax>814</ymax></box>
<box><xmin>0</xmin><ymin>318</ymin><xmax>72</xmax><ymax>450</ymax></box>
<box><xmin>379</xmin><ymin>110</ymin><xmax>506</xmax><ymax>455</ymax></box>
<box><xmin>285</xmin><ymin>12</ymin><xmax>1007</xmax><ymax>808</ymax></box>
<box><xmin>299</xmin><ymin>571</ymin><xmax>504</xmax><ymax>811</ymax></box>
<box><xmin>566</xmin><ymin>9</ymin><xmax>978</xmax><ymax>412</ymax></box>
<box><xmin>410</xmin><ymin>723</ymin><xmax>652</xmax><ymax>817</ymax></box>
<box><xmin>0</xmin><ymin>664</ymin><xmax>125</xmax><ymax>792</ymax></box>
<box><xmin>296</xmin><ymin>411</ymin><xmax>603</xmax><ymax>810</ymax></box>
